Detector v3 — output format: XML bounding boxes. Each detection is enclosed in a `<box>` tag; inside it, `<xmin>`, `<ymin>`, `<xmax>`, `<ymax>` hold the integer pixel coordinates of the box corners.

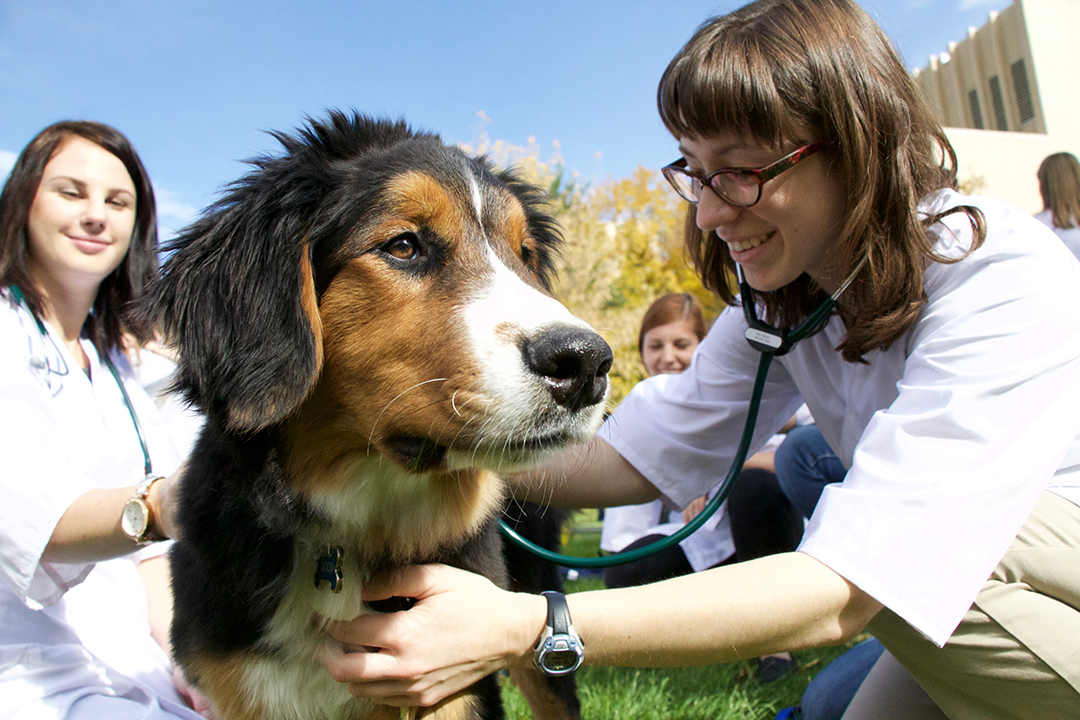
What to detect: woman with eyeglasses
<box><xmin>319</xmin><ymin>0</ymin><xmax>1080</xmax><ymax>716</ymax></box>
<box><xmin>0</xmin><ymin>122</ymin><xmax>209</xmax><ymax>718</ymax></box>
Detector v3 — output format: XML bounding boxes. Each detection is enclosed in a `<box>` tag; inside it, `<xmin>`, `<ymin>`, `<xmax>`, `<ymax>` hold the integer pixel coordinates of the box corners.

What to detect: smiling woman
<box><xmin>26</xmin><ymin>137</ymin><xmax>137</xmax><ymax>347</ymax></box>
<box><xmin>0</xmin><ymin>121</ymin><xmax>211</xmax><ymax>718</ymax></box>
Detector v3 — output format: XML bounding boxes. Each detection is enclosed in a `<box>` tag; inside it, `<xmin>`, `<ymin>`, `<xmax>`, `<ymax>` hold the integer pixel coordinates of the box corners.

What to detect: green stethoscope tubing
<box><xmin>498</xmin><ymin>257</ymin><xmax>866</xmax><ymax>569</ymax></box>
<box><xmin>9</xmin><ymin>284</ymin><xmax>153</xmax><ymax>476</ymax></box>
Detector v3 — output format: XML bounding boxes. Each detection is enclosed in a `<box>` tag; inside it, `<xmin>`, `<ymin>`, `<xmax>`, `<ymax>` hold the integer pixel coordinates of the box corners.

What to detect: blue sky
<box><xmin>2</xmin><ymin>0</ymin><xmax>1011</xmax><ymax>238</ymax></box>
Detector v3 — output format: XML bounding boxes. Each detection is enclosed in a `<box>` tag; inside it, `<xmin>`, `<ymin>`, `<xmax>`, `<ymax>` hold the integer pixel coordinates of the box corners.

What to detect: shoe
<box><xmin>757</xmin><ymin>655</ymin><xmax>796</xmax><ymax>684</ymax></box>
<box><xmin>775</xmin><ymin>707</ymin><xmax>802</xmax><ymax>720</ymax></box>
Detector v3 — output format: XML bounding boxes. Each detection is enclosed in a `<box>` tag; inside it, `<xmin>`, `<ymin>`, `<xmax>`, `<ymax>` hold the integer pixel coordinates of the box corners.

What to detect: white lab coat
<box><xmin>0</xmin><ymin>289</ymin><xmax>204</xmax><ymax>719</ymax></box>
<box><xmin>601</xmin><ymin>189</ymin><xmax>1080</xmax><ymax>646</ymax></box>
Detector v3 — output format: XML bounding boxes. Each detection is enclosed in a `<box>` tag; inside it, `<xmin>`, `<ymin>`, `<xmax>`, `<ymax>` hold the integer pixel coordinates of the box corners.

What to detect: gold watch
<box><xmin>121</xmin><ymin>475</ymin><xmax>166</xmax><ymax>545</ymax></box>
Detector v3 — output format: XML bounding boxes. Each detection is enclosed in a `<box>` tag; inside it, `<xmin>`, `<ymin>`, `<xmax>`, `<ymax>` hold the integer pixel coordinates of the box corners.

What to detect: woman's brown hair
<box><xmin>638</xmin><ymin>292</ymin><xmax>708</xmax><ymax>357</ymax></box>
<box><xmin>657</xmin><ymin>0</ymin><xmax>985</xmax><ymax>362</ymax></box>
<box><xmin>0</xmin><ymin>121</ymin><xmax>158</xmax><ymax>353</ymax></box>
<box><xmin>1037</xmin><ymin>152</ymin><xmax>1080</xmax><ymax>230</ymax></box>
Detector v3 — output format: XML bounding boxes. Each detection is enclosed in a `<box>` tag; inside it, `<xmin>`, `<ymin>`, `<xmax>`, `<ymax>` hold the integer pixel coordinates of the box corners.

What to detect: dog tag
<box><xmin>315</xmin><ymin>546</ymin><xmax>344</xmax><ymax>593</ymax></box>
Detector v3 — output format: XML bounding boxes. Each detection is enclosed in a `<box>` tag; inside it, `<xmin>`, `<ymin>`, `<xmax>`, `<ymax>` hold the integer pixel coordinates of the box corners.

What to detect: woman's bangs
<box><xmin>660</xmin><ymin>36</ymin><xmax>800</xmax><ymax>147</ymax></box>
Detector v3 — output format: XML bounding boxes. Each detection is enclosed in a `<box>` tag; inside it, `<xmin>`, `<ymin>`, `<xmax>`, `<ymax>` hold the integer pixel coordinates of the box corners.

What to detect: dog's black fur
<box><xmin>144</xmin><ymin>111</ymin><xmax>605</xmax><ymax>720</ymax></box>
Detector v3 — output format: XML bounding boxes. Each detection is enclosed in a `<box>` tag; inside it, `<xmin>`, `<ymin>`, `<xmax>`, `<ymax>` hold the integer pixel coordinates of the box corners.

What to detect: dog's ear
<box><xmin>497</xmin><ymin>167</ymin><xmax>563</xmax><ymax>292</ymax></box>
<box><xmin>145</xmin><ymin>144</ymin><xmax>329</xmax><ymax>432</ymax></box>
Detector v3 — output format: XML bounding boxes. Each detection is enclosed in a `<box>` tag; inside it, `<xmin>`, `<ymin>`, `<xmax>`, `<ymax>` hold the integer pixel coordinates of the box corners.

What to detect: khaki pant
<box><xmin>850</xmin><ymin>491</ymin><xmax>1080</xmax><ymax>720</ymax></box>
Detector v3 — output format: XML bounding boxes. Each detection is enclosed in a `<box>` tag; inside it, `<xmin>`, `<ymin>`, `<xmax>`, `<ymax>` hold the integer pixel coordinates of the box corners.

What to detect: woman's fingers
<box><xmin>317</xmin><ymin>563</ymin><xmax>546</xmax><ymax>707</ymax></box>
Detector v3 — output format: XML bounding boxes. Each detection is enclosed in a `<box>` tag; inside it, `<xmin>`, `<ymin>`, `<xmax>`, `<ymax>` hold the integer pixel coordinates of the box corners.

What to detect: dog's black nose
<box><xmin>523</xmin><ymin>327</ymin><xmax>612</xmax><ymax>411</ymax></box>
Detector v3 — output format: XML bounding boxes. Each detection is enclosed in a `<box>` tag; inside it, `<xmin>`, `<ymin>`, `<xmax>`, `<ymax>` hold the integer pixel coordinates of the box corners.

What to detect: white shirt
<box><xmin>599</xmin><ymin>432</ymin><xmax>788</xmax><ymax>572</ymax></box>
<box><xmin>600</xmin><ymin>497</ymin><xmax>734</xmax><ymax>572</ymax></box>
<box><xmin>0</xmin><ymin>288</ymin><xmax>204</xmax><ymax>719</ymax></box>
<box><xmin>1034</xmin><ymin>208</ymin><xmax>1080</xmax><ymax>262</ymax></box>
<box><xmin>600</xmin><ymin>190</ymin><xmax>1080</xmax><ymax>646</ymax></box>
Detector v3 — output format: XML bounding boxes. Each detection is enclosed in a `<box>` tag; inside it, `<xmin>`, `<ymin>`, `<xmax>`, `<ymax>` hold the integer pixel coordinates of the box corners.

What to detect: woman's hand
<box><xmin>682</xmin><ymin>495</ymin><xmax>708</xmax><ymax>523</ymax></box>
<box><xmin>319</xmin><ymin>564</ymin><xmax>546</xmax><ymax>708</ymax></box>
<box><xmin>173</xmin><ymin>665</ymin><xmax>217</xmax><ymax>718</ymax></box>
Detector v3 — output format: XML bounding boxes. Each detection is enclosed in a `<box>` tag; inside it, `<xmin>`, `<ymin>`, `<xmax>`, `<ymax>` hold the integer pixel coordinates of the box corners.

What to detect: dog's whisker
<box><xmin>367</xmin><ymin>377</ymin><xmax>449</xmax><ymax>447</ymax></box>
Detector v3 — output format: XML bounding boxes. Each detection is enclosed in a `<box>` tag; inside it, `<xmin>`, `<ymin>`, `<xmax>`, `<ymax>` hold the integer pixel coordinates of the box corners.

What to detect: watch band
<box><xmin>544</xmin><ymin>590</ymin><xmax>571</xmax><ymax>635</ymax></box>
<box><xmin>533</xmin><ymin>590</ymin><xmax>584</xmax><ymax>675</ymax></box>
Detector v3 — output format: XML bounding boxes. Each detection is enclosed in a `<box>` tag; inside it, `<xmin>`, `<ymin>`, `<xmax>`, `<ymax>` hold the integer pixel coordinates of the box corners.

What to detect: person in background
<box><xmin>319</xmin><ymin>1</ymin><xmax>1080</xmax><ymax>716</ymax></box>
<box><xmin>602</xmin><ymin>292</ymin><xmax>802</xmax><ymax>682</ymax></box>
<box><xmin>601</xmin><ymin>293</ymin><xmax>732</xmax><ymax>587</ymax></box>
<box><xmin>0</xmin><ymin>121</ymin><xmax>209</xmax><ymax>719</ymax></box>
<box><xmin>1034</xmin><ymin>151</ymin><xmax>1080</xmax><ymax>261</ymax></box>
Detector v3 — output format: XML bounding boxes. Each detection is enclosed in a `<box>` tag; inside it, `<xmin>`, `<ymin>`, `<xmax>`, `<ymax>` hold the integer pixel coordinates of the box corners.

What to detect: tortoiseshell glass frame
<box><xmin>662</xmin><ymin>139</ymin><xmax>827</xmax><ymax>208</ymax></box>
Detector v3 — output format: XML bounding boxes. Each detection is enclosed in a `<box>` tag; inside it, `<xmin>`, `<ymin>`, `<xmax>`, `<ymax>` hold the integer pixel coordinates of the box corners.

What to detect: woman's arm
<box><xmin>321</xmin><ymin>553</ymin><xmax>882</xmax><ymax>708</ymax></box>
<box><xmin>508</xmin><ymin>435</ymin><xmax>661</xmax><ymax>509</ymax></box>
<box><xmin>41</xmin><ymin>466</ymin><xmax>183</xmax><ymax>564</ymax></box>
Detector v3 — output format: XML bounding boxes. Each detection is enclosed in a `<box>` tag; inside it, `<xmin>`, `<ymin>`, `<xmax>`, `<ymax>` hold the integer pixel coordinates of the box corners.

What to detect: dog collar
<box><xmin>533</xmin><ymin>591</ymin><xmax>584</xmax><ymax>675</ymax></box>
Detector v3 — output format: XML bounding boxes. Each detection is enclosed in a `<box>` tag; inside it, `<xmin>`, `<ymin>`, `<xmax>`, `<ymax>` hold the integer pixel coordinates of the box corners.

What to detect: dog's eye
<box><xmin>382</xmin><ymin>233</ymin><xmax>421</xmax><ymax>261</ymax></box>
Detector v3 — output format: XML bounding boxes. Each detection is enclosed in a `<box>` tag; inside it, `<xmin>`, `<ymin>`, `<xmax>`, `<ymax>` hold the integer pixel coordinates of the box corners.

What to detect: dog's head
<box><xmin>147</xmin><ymin>111</ymin><xmax>610</xmax><ymax>477</ymax></box>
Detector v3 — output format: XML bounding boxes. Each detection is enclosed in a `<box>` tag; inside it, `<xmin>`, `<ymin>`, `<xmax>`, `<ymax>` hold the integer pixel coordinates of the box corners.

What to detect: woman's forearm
<box><xmin>41</xmin><ymin>469</ymin><xmax>180</xmax><ymax>564</ymax></box>
<box><xmin>320</xmin><ymin>554</ymin><xmax>882</xmax><ymax>709</ymax></box>
<box><xmin>558</xmin><ymin>552</ymin><xmax>880</xmax><ymax>668</ymax></box>
<box><xmin>508</xmin><ymin>436</ymin><xmax>660</xmax><ymax>509</ymax></box>
<box><xmin>42</xmin><ymin>486</ymin><xmax>142</xmax><ymax>563</ymax></box>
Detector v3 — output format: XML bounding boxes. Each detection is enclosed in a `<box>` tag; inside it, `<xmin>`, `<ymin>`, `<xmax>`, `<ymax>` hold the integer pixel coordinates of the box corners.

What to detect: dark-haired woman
<box><xmin>0</xmin><ymin>122</ymin><xmax>208</xmax><ymax>718</ymax></box>
<box><xmin>320</xmin><ymin>1</ymin><xmax>1080</xmax><ymax>716</ymax></box>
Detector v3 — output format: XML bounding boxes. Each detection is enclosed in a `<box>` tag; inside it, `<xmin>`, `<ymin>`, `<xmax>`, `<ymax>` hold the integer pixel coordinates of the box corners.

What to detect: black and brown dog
<box><xmin>145</xmin><ymin>111</ymin><xmax>610</xmax><ymax>720</ymax></box>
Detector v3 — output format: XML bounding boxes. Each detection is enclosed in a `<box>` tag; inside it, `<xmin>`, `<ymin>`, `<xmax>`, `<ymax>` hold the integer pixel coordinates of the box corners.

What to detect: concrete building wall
<box><xmin>911</xmin><ymin>0</ymin><xmax>1080</xmax><ymax>214</ymax></box>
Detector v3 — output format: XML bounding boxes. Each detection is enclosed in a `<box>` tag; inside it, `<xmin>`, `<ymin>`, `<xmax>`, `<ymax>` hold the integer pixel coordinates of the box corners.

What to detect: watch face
<box><xmin>540</xmin><ymin>636</ymin><xmax>582</xmax><ymax>674</ymax></box>
<box><xmin>542</xmin><ymin>648</ymin><xmax>581</xmax><ymax>673</ymax></box>
<box><xmin>121</xmin><ymin>499</ymin><xmax>148</xmax><ymax>538</ymax></box>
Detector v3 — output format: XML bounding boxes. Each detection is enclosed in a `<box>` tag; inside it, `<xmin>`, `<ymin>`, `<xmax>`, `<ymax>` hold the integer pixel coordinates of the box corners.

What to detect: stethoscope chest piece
<box><xmin>744</xmin><ymin>321</ymin><xmax>785</xmax><ymax>353</ymax></box>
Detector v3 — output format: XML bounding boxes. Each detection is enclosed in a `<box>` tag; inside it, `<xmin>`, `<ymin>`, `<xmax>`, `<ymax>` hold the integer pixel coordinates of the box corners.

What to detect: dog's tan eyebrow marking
<box><xmin>498</xmin><ymin>192</ymin><xmax>529</xmax><ymax>252</ymax></box>
<box><xmin>381</xmin><ymin>171</ymin><xmax>471</xmax><ymax>241</ymax></box>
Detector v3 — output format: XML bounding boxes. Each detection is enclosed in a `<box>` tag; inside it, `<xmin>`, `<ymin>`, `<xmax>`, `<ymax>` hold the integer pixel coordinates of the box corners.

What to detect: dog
<box><xmin>145</xmin><ymin>111</ymin><xmax>611</xmax><ymax>720</ymax></box>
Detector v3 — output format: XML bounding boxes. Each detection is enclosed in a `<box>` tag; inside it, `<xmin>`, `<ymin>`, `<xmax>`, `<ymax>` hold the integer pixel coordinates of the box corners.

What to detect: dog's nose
<box><xmin>523</xmin><ymin>327</ymin><xmax>612</xmax><ymax>411</ymax></box>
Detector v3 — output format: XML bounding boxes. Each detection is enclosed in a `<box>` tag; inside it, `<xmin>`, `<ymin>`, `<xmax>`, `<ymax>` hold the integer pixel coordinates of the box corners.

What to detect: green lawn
<box><xmin>500</xmin><ymin>513</ymin><xmax>863</xmax><ymax>720</ymax></box>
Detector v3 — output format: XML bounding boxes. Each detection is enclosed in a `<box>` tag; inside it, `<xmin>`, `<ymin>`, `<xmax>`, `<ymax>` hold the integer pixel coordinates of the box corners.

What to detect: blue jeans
<box><xmin>800</xmin><ymin>639</ymin><xmax>886</xmax><ymax>720</ymax></box>
<box><xmin>775</xmin><ymin>425</ymin><xmax>878</xmax><ymax>720</ymax></box>
<box><xmin>773</xmin><ymin>425</ymin><xmax>847</xmax><ymax>519</ymax></box>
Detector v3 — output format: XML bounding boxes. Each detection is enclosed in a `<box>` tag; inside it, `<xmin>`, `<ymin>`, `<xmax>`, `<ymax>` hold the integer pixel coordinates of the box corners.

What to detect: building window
<box><xmin>1011</xmin><ymin>59</ymin><xmax>1035</xmax><ymax>123</ymax></box>
<box><xmin>989</xmin><ymin>75</ymin><xmax>1008</xmax><ymax>131</ymax></box>
<box><xmin>968</xmin><ymin>89</ymin><xmax>985</xmax><ymax>129</ymax></box>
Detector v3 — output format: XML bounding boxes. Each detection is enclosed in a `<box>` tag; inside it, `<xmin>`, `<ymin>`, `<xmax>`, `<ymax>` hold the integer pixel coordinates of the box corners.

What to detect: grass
<box><xmin>500</xmin><ymin>513</ymin><xmax>863</xmax><ymax>720</ymax></box>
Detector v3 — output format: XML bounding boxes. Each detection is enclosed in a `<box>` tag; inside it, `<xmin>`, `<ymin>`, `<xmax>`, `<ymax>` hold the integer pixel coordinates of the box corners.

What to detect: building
<box><xmin>911</xmin><ymin>0</ymin><xmax>1080</xmax><ymax>213</ymax></box>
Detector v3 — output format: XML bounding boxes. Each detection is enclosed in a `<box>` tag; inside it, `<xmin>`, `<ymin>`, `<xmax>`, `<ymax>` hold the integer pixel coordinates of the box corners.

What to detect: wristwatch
<box><xmin>121</xmin><ymin>475</ymin><xmax>166</xmax><ymax>545</ymax></box>
<box><xmin>533</xmin><ymin>591</ymin><xmax>584</xmax><ymax>675</ymax></box>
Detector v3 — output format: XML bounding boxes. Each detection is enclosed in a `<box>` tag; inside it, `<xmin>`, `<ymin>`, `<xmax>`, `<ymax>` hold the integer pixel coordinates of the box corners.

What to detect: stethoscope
<box><xmin>499</xmin><ymin>257</ymin><xmax>867</xmax><ymax>568</ymax></box>
<box><xmin>9</xmin><ymin>284</ymin><xmax>154</xmax><ymax>476</ymax></box>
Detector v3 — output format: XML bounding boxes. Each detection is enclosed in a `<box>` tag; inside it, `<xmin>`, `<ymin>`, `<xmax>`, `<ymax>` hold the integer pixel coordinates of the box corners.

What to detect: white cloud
<box><xmin>1</xmin><ymin>150</ymin><xmax>17</xmax><ymax>181</ymax></box>
<box><xmin>155</xmin><ymin>188</ymin><xmax>200</xmax><ymax>241</ymax></box>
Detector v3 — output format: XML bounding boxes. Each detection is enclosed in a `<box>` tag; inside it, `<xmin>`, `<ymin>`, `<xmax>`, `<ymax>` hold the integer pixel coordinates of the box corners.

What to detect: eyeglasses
<box><xmin>662</xmin><ymin>140</ymin><xmax>826</xmax><ymax>208</ymax></box>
